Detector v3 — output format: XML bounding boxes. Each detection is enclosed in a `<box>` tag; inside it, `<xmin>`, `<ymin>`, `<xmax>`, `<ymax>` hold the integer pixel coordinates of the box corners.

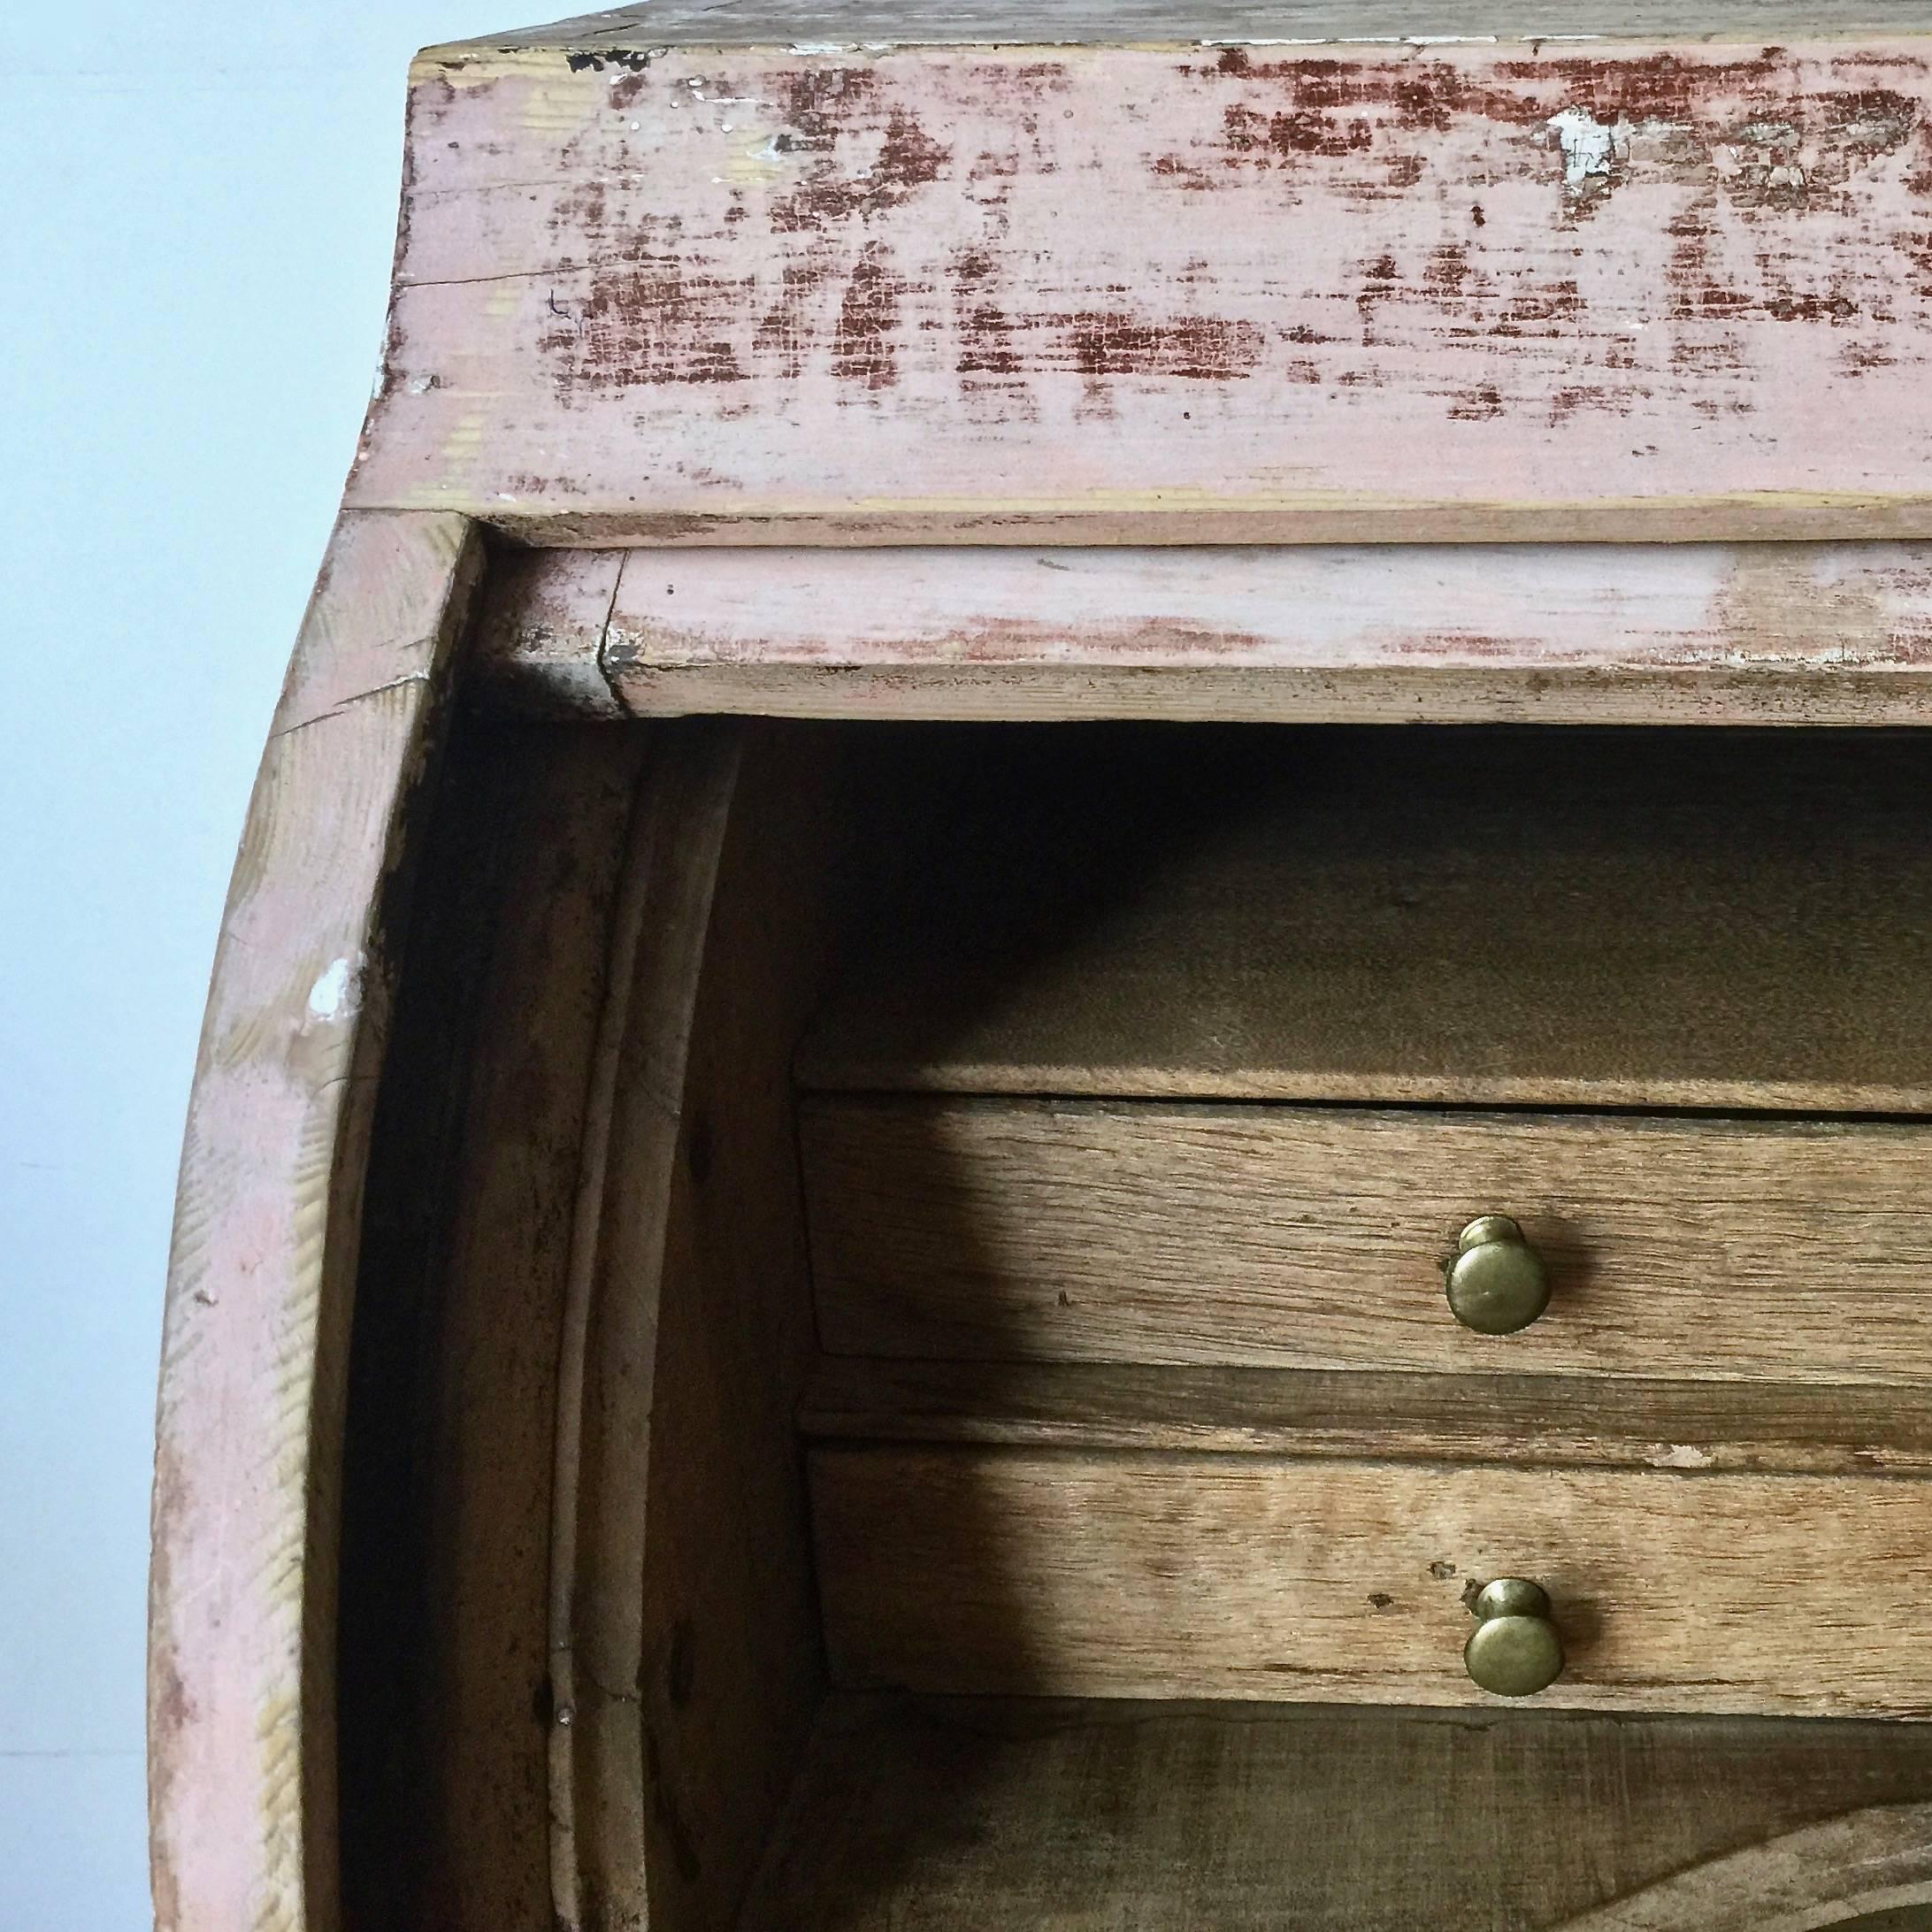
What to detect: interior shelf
<box><xmin>798</xmin><ymin>1357</ymin><xmax>1932</xmax><ymax>1476</ymax></box>
<box><xmin>799</xmin><ymin>725</ymin><xmax>1932</xmax><ymax>1113</ymax></box>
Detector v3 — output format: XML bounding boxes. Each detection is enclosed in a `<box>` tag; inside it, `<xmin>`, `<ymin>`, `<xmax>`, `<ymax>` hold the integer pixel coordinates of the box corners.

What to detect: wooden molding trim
<box><xmin>476</xmin><ymin>541</ymin><xmax>1932</xmax><ymax>724</ymax></box>
<box><xmin>546</xmin><ymin>723</ymin><xmax>743</xmax><ymax>1930</ymax></box>
<box><xmin>148</xmin><ymin>510</ymin><xmax>484</xmax><ymax>1932</ymax></box>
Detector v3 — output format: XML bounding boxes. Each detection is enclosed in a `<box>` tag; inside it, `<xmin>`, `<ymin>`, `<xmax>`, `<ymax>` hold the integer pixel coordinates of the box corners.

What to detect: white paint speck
<box><xmin>307</xmin><ymin>957</ymin><xmax>356</xmax><ymax>1023</ymax></box>
<box><xmin>1647</xmin><ymin>1443</ymin><xmax>1716</xmax><ymax>1469</ymax></box>
<box><xmin>1548</xmin><ymin>106</ymin><xmax>1620</xmax><ymax>189</ymax></box>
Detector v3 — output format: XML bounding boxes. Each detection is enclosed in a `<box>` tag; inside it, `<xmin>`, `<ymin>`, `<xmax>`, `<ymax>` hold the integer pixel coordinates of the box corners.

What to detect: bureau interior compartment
<box><xmin>801</xmin><ymin>720</ymin><xmax>1932</xmax><ymax>1110</ymax></box>
<box><xmin>339</xmin><ymin>715</ymin><xmax>1932</xmax><ymax>1932</ymax></box>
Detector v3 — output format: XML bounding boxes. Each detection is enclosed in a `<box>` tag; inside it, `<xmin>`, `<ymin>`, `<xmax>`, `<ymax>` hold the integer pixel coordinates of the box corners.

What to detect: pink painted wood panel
<box><xmin>149</xmin><ymin>511</ymin><xmax>480</xmax><ymax>1932</ymax></box>
<box><xmin>479</xmin><ymin>540</ymin><xmax>1932</xmax><ymax>719</ymax></box>
<box><xmin>352</xmin><ymin>32</ymin><xmax>1932</xmax><ymax>542</ymax></box>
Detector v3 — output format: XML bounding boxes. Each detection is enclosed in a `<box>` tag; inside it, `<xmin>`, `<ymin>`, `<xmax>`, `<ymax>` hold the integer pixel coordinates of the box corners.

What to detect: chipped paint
<box><xmin>306</xmin><ymin>954</ymin><xmax>358</xmax><ymax>1023</ymax></box>
<box><xmin>356</xmin><ymin>36</ymin><xmax>1932</xmax><ymax>540</ymax></box>
<box><xmin>1548</xmin><ymin>104</ymin><xmax>1621</xmax><ymax>188</ymax></box>
<box><xmin>1647</xmin><ymin>1444</ymin><xmax>1718</xmax><ymax>1469</ymax></box>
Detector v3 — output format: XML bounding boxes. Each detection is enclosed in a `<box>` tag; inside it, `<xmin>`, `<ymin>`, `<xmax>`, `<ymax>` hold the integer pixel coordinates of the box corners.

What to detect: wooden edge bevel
<box><xmin>546</xmin><ymin>723</ymin><xmax>743</xmax><ymax>1930</ymax></box>
<box><xmin>148</xmin><ymin>510</ymin><xmax>484</xmax><ymax>1932</ymax></box>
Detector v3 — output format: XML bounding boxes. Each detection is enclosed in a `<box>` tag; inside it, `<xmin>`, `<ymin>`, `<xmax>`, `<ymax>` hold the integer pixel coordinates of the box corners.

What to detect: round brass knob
<box><xmin>1445</xmin><ymin>1215</ymin><xmax>1549</xmax><ymax>1335</ymax></box>
<box><xmin>1463</xmin><ymin>1578</ymin><xmax>1565</xmax><ymax>1698</ymax></box>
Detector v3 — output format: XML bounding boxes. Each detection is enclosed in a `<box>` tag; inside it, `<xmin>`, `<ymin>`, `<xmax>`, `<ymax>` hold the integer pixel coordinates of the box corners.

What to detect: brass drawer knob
<box><xmin>1464</xmin><ymin>1578</ymin><xmax>1566</xmax><ymax>1698</ymax></box>
<box><xmin>1445</xmin><ymin>1215</ymin><xmax>1550</xmax><ymax>1335</ymax></box>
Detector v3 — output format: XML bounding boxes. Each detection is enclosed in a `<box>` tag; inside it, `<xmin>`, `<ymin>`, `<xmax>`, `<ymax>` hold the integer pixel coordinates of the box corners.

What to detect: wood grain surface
<box><xmin>335</xmin><ymin>721</ymin><xmax>642</xmax><ymax>1931</ymax></box>
<box><xmin>475</xmin><ymin>540</ymin><xmax>1932</xmax><ymax>724</ymax></box>
<box><xmin>811</xmin><ymin>1447</ymin><xmax>1932</xmax><ymax>1714</ymax></box>
<box><xmin>475</xmin><ymin>547</ymin><xmax>627</xmax><ymax>716</ymax></box>
<box><xmin>148</xmin><ymin>510</ymin><xmax>482</xmax><ymax>1932</ymax></box>
<box><xmin>354</xmin><ymin>27</ymin><xmax>1932</xmax><ymax>543</ymax></box>
<box><xmin>1556</xmin><ymin>1801</ymin><xmax>1932</xmax><ymax>1929</ymax></box>
<box><xmin>740</xmin><ymin>1693</ymin><xmax>1932</xmax><ymax>1931</ymax></box>
<box><xmin>802</xmin><ymin>1100</ymin><xmax>1932</xmax><ymax>1380</ymax></box>
<box><xmin>801</xmin><ymin>1357</ymin><xmax>1932</xmax><ymax>1475</ymax></box>
<box><xmin>800</xmin><ymin>725</ymin><xmax>1932</xmax><ymax>1112</ymax></box>
<box><xmin>626</xmin><ymin>725</ymin><xmax>849</xmax><ymax>1931</ymax></box>
<box><xmin>547</xmin><ymin>724</ymin><xmax>742</xmax><ymax>1932</ymax></box>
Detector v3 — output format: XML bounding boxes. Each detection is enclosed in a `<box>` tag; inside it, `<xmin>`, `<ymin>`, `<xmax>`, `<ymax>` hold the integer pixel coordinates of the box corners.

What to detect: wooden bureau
<box><xmin>150</xmin><ymin>5</ymin><xmax>1932</xmax><ymax>1929</ymax></box>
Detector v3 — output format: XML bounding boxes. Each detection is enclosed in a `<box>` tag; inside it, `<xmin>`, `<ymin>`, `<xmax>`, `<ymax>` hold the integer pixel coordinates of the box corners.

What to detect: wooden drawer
<box><xmin>811</xmin><ymin>1447</ymin><xmax>1932</xmax><ymax>1720</ymax></box>
<box><xmin>803</xmin><ymin>1098</ymin><xmax>1932</xmax><ymax>1383</ymax></box>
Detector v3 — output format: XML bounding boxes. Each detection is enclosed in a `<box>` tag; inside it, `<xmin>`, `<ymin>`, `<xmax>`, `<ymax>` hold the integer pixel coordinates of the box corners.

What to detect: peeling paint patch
<box><xmin>1549</xmin><ymin>104</ymin><xmax>1621</xmax><ymax>188</ymax></box>
<box><xmin>306</xmin><ymin>956</ymin><xmax>358</xmax><ymax>1024</ymax></box>
<box><xmin>1647</xmin><ymin>1443</ymin><xmax>1717</xmax><ymax>1469</ymax></box>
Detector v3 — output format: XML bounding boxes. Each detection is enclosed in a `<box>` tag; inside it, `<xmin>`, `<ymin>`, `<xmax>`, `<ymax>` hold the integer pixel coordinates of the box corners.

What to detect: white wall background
<box><xmin>1</xmin><ymin>7</ymin><xmax>510</xmax><ymax>1923</ymax></box>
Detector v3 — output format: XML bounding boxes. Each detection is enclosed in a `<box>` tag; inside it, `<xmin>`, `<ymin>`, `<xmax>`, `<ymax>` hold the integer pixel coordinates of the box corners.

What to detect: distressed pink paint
<box><xmin>352</xmin><ymin>37</ymin><xmax>1932</xmax><ymax>540</ymax></box>
<box><xmin>457</xmin><ymin>540</ymin><xmax>1932</xmax><ymax>718</ymax></box>
<box><xmin>599</xmin><ymin>540</ymin><xmax>1932</xmax><ymax>666</ymax></box>
<box><xmin>150</xmin><ymin>512</ymin><xmax>478</xmax><ymax>1932</ymax></box>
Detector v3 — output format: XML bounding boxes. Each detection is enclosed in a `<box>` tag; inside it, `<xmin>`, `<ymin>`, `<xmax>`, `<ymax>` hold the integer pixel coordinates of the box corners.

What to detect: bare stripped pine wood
<box><xmin>149</xmin><ymin>510</ymin><xmax>482</xmax><ymax>1932</ymax></box>
<box><xmin>800</xmin><ymin>725</ymin><xmax>1932</xmax><ymax>1111</ymax></box>
<box><xmin>548</xmin><ymin>721</ymin><xmax>846</xmax><ymax>1930</ymax></box>
<box><xmin>629</xmin><ymin>724</ymin><xmax>848</xmax><ymax>1930</ymax></box>
<box><xmin>334</xmin><ymin>721</ymin><xmax>642</xmax><ymax>1931</ymax></box>
<box><xmin>811</xmin><ymin>1448</ymin><xmax>1932</xmax><ymax>1715</ymax></box>
<box><xmin>577</xmin><ymin>542</ymin><xmax>1932</xmax><ymax>724</ymax></box>
<box><xmin>802</xmin><ymin>1100</ymin><xmax>1932</xmax><ymax>1381</ymax></box>
<box><xmin>800</xmin><ymin>1358</ymin><xmax>1932</xmax><ymax>1475</ymax></box>
<box><xmin>354</xmin><ymin>27</ymin><xmax>1932</xmax><ymax>544</ymax></box>
<box><xmin>548</xmin><ymin>724</ymin><xmax>741</xmax><ymax>1931</ymax></box>
<box><xmin>740</xmin><ymin>1694</ymin><xmax>1932</xmax><ymax>1931</ymax></box>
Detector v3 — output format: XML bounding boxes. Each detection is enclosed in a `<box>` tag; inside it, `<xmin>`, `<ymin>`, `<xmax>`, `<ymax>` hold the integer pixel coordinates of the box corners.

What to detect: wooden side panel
<box><xmin>550</xmin><ymin>723</ymin><xmax>845</xmax><ymax>1931</ymax></box>
<box><xmin>550</xmin><ymin>726</ymin><xmax>743</xmax><ymax>1932</ymax></box>
<box><xmin>740</xmin><ymin>1694</ymin><xmax>1932</xmax><ymax>1932</ymax></box>
<box><xmin>802</xmin><ymin>1100</ymin><xmax>1932</xmax><ymax>1384</ymax></box>
<box><xmin>353</xmin><ymin>37</ymin><xmax>1932</xmax><ymax>543</ymax></box>
<box><xmin>586</xmin><ymin>542</ymin><xmax>1932</xmax><ymax>723</ymax></box>
<box><xmin>810</xmin><ymin>1449</ymin><xmax>1932</xmax><ymax>1716</ymax></box>
<box><xmin>149</xmin><ymin>510</ymin><xmax>481</xmax><ymax>1932</ymax></box>
<box><xmin>630</xmin><ymin>726</ymin><xmax>847</xmax><ymax>1929</ymax></box>
<box><xmin>334</xmin><ymin>721</ymin><xmax>643</xmax><ymax>1932</ymax></box>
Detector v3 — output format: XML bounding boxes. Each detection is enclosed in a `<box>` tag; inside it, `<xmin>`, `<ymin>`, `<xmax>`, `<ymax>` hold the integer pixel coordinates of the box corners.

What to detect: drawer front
<box><xmin>802</xmin><ymin>1099</ymin><xmax>1932</xmax><ymax>1382</ymax></box>
<box><xmin>811</xmin><ymin>1448</ymin><xmax>1932</xmax><ymax>1718</ymax></box>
